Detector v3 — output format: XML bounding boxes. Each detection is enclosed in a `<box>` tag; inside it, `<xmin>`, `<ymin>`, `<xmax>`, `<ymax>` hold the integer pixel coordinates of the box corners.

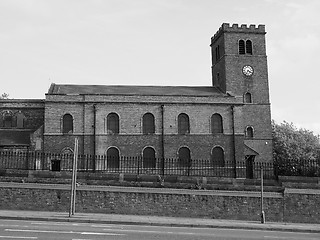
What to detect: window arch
<box><xmin>143</xmin><ymin>147</ymin><xmax>156</xmax><ymax>168</ymax></box>
<box><xmin>178</xmin><ymin>147</ymin><xmax>191</xmax><ymax>167</ymax></box>
<box><xmin>211</xmin><ymin>146</ymin><xmax>225</xmax><ymax>167</ymax></box>
<box><xmin>246</xmin><ymin>40</ymin><xmax>253</xmax><ymax>54</ymax></box>
<box><xmin>62</xmin><ymin>114</ymin><xmax>73</xmax><ymax>134</ymax></box>
<box><xmin>239</xmin><ymin>40</ymin><xmax>245</xmax><ymax>54</ymax></box>
<box><xmin>61</xmin><ymin>147</ymin><xmax>73</xmax><ymax>155</ymax></box>
<box><xmin>106</xmin><ymin>147</ymin><xmax>120</xmax><ymax>169</ymax></box>
<box><xmin>211</xmin><ymin>113</ymin><xmax>223</xmax><ymax>133</ymax></box>
<box><xmin>244</xmin><ymin>92</ymin><xmax>252</xmax><ymax>103</ymax></box>
<box><xmin>178</xmin><ymin>113</ymin><xmax>190</xmax><ymax>134</ymax></box>
<box><xmin>107</xmin><ymin>113</ymin><xmax>119</xmax><ymax>134</ymax></box>
<box><xmin>143</xmin><ymin>113</ymin><xmax>155</xmax><ymax>134</ymax></box>
<box><xmin>246</xmin><ymin>126</ymin><xmax>254</xmax><ymax>138</ymax></box>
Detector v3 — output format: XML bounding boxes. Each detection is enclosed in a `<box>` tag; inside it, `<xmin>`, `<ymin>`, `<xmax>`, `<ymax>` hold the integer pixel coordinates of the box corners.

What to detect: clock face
<box><xmin>242</xmin><ymin>65</ymin><xmax>254</xmax><ymax>76</ymax></box>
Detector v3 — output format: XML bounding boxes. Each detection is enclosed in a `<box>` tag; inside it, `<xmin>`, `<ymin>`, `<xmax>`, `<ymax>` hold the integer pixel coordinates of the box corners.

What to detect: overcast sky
<box><xmin>1</xmin><ymin>0</ymin><xmax>320</xmax><ymax>135</ymax></box>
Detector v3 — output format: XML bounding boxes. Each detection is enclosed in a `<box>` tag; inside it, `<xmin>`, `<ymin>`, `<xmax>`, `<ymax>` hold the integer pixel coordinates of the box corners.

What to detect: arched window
<box><xmin>16</xmin><ymin>112</ymin><xmax>25</xmax><ymax>128</ymax></box>
<box><xmin>239</xmin><ymin>40</ymin><xmax>245</xmax><ymax>54</ymax></box>
<box><xmin>107</xmin><ymin>113</ymin><xmax>119</xmax><ymax>134</ymax></box>
<box><xmin>178</xmin><ymin>147</ymin><xmax>191</xmax><ymax>167</ymax></box>
<box><xmin>178</xmin><ymin>113</ymin><xmax>190</xmax><ymax>134</ymax></box>
<box><xmin>239</xmin><ymin>39</ymin><xmax>253</xmax><ymax>55</ymax></box>
<box><xmin>244</xmin><ymin>92</ymin><xmax>252</xmax><ymax>103</ymax></box>
<box><xmin>216</xmin><ymin>72</ymin><xmax>220</xmax><ymax>87</ymax></box>
<box><xmin>211</xmin><ymin>113</ymin><xmax>223</xmax><ymax>133</ymax></box>
<box><xmin>246</xmin><ymin>40</ymin><xmax>253</xmax><ymax>54</ymax></box>
<box><xmin>3</xmin><ymin>111</ymin><xmax>13</xmax><ymax>128</ymax></box>
<box><xmin>143</xmin><ymin>147</ymin><xmax>156</xmax><ymax>168</ymax></box>
<box><xmin>211</xmin><ymin>146</ymin><xmax>225</xmax><ymax>167</ymax></box>
<box><xmin>61</xmin><ymin>147</ymin><xmax>73</xmax><ymax>170</ymax></box>
<box><xmin>246</xmin><ymin>126</ymin><xmax>254</xmax><ymax>138</ymax></box>
<box><xmin>62</xmin><ymin>114</ymin><xmax>73</xmax><ymax>134</ymax></box>
<box><xmin>107</xmin><ymin>147</ymin><xmax>120</xmax><ymax>169</ymax></box>
<box><xmin>215</xmin><ymin>45</ymin><xmax>220</xmax><ymax>61</ymax></box>
<box><xmin>143</xmin><ymin>113</ymin><xmax>155</xmax><ymax>134</ymax></box>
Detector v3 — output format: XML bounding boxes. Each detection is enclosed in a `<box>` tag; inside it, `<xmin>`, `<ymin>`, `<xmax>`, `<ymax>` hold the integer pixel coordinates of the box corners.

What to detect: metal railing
<box><xmin>0</xmin><ymin>150</ymin><xmax>278</xmax><ymax>179</ymax></box>
<box><xmin>274</xmin><ymin>159</ymin><xmax>320</xmax><ymax>177</ymax></box>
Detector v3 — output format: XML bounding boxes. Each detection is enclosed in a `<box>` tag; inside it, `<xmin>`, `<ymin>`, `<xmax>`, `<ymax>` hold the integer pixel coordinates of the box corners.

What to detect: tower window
<box><xmin>215</xmin><ymin>45</ymin><xmax>220</xmax><ymax>61</ymax></box>
<box><xmin>244</xmin><ymin>92</ymin><xmax>252</xmax><ymax>103</ymax></box>
<box><xmin>62</xmin><ymin>114</ymin><xmax>73</xmax><ymax>134</ymax></box>
<box><xmin>239</xmin><ymin>39</ymin><xmax>253</xmax><ymax>55</ymax></box>
<box><xmin>239</xmin><ymin>40</ymin><xmax>245</xmax><ymax>54</ymax></box>
<box><xmin>211</xmin><ymin>113</ymin><xmax>223</xmax><ymax>133</ymax></box>
<box><xmin>107</xmin><ymin>113</ymin><xmax>119</xmax><ymax>134</ymax></box>
<box><xmin>216</xmin><ymin>72</ymin><xmax>220</xmax><ymax>87</ymax></box>
<box><xmin>246</xmin><ymin>40</ymin><xmax>253</xmax><ymax>54</ymax></box>
<box><xmin>143</xmin><ymin>113</ymin><xmax>155</xmax><ymax>134</ymax></box>
<box><xmin>178</xmin><ymin>113</ymin><xmax>190</xmax><ymax>134</ymax></box>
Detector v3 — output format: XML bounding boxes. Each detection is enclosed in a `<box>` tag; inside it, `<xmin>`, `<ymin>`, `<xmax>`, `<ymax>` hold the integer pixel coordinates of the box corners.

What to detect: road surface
<box><xmin>0</xmin><ymin>219</ymin><xmax>319</xmax><ymax>240</ymax></box>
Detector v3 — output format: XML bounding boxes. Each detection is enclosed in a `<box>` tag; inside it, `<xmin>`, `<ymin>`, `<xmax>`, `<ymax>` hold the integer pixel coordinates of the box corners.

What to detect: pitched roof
<box><xmin>0</xmin><ymin>130</ymin><xmax>31</xmax><ymax>146</ymax></box>
<box><xmin>47</xmin><ymin>83</ymin><xmax>226</xmax><ymax>97</ymax></box>
<box><xmin>244</xmin><ymin>144</ymin><xmax>260</xmax><ymax>156</ymax></box>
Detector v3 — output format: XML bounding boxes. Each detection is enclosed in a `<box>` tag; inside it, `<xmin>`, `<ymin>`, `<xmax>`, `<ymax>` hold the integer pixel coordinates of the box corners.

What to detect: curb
<box><xmin>1</xmin><ymin>215</ymin><xmax>320</xmax><ymax>234</ymax></box>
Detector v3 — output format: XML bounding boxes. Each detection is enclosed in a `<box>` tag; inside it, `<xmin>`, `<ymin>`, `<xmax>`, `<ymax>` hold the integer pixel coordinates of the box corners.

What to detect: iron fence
<box><xmin>0</xmin><ymin>150</ymin><xmax>278</xmax><ymax>179</ymax></box>
<box><xmin>274</xmin><ymin>159</ymin><xmax>320</xmax><ymax>177</ymax></box>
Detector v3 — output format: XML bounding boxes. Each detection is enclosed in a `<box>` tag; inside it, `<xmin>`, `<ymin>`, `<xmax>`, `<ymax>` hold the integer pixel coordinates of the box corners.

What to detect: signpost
<box><xmin>69</xmin><ymin>138</ymin><xmax>78</xmax><ymax>217</ymax></box>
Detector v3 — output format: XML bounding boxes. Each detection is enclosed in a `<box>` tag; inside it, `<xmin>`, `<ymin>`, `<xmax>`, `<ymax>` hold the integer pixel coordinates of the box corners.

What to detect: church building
<box><xmin>0</xmin><ymin>23</ymin><xmax>273</xmax><ymax>175</ymax></box>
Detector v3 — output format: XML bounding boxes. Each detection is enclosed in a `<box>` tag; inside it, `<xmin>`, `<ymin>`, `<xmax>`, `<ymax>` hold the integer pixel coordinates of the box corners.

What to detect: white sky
<box><xmin>1</xmin><ymin>0</ymin><xmax>320</xmax><ymax>135</ymax></box>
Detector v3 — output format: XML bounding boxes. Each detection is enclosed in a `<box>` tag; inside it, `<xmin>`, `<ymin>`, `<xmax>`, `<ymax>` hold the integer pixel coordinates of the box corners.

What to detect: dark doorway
<box><xmin>107</xmin><ymin>147</ymin><xmax>120</xmax><ymax>169</ymax></box>
<box><xmin>51</xmin><ymin>159</ymin><xmax>61</xmax><ymax>171</ymax></box>
<box><xmin>246</xmin><ymin>155</ymin><xmax>255</xmax><ymax>179</ymax></box>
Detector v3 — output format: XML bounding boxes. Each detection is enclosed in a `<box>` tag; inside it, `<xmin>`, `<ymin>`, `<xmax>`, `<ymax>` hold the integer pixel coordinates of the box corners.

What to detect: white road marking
<box><xmin>0</xmin><ymin>236</ymin><xmax>37</xmax><ymax>239</ymax></box>
<box><xmin>103</xmin><ymin>228</ymin><xmax>198</xmax><ymax>235</ymax></box>
<box><xmin>5</xmin><ymin>229</ymin><xmax>125</xmax><ymax>236</ymax></box>
<box><xmin>264</xmin><ymin>236</ymin><xmax>320</xmax><ymax>240</ymax></box>
<box><xmin>31</xmin><ymin>222</ymin><xmax>69</xmax><ymax>226</ymax></box>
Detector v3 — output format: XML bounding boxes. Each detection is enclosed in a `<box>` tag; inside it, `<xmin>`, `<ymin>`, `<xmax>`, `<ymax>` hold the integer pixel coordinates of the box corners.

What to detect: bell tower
<box><xmin>210</xmin><ymin>23</ymin><xmax>272</xmax><ymax>162</ymax></box>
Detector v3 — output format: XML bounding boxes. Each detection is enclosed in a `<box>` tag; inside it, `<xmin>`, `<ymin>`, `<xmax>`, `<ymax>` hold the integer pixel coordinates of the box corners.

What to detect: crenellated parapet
<box><xmin>211</xmin><ymin>23</ymin><xmax>265</xmax><ymax>43</ymax></box>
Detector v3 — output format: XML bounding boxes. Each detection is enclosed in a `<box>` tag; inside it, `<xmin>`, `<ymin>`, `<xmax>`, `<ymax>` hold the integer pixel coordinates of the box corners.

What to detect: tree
<box><xmin>272</xmin><ymin>120</ymin><xmax>320</xmax><ymax>177</ymax></box>
<box><xmin>0</xmin><ymin>93</ymin><xmax>9</xmax><ymax>99</ymax></box>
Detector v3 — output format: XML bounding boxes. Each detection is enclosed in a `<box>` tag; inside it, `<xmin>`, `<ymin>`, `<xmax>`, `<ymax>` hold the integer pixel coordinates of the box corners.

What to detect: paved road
<box><xmin>0</xmin><ymin>219</ymin><xmax>320</xmax><ymax>240</ymax></box>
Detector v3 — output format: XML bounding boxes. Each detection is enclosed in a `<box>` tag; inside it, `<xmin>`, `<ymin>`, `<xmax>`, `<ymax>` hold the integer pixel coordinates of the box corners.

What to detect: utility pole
<box><xmin>69</xmin><ymin>138</ymin><xmax>79</xmax><ymax>217</ymax></box>
<box><xmin>260</xmin><ymin>165</ymin><xmax>265</xmax><ymax>223</ymax></box>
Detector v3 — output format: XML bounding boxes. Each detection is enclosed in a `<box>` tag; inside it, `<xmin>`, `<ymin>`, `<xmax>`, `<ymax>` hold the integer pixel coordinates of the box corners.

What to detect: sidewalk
<box><xmin>0</xmin><ymin>210</ymin><xmax>319</xmax><ymax>233</ymax></box>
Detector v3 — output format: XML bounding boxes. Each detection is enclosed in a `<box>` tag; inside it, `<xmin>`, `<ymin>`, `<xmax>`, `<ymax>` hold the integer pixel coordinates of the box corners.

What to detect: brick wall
<box><xmin>0</xmin><ymin>100</ymin><xmax>44</xmax><ymax>130</ymax></box>
<box><xmin>44</xmin><ymin>97</ymin><xmax>247</xmax><ymax>161</ymax></box>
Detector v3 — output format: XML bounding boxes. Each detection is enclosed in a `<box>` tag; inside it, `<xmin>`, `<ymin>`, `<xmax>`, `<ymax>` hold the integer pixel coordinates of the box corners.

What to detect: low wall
<box><xmin>0</xmin><ymin>182</ymin><xmax>319</xmax><ymax>223</ymax></box>
<box><xmin>0</xmin><ymin>169</ymin><xmax>282</xmax><ymax>192</ymax></box>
